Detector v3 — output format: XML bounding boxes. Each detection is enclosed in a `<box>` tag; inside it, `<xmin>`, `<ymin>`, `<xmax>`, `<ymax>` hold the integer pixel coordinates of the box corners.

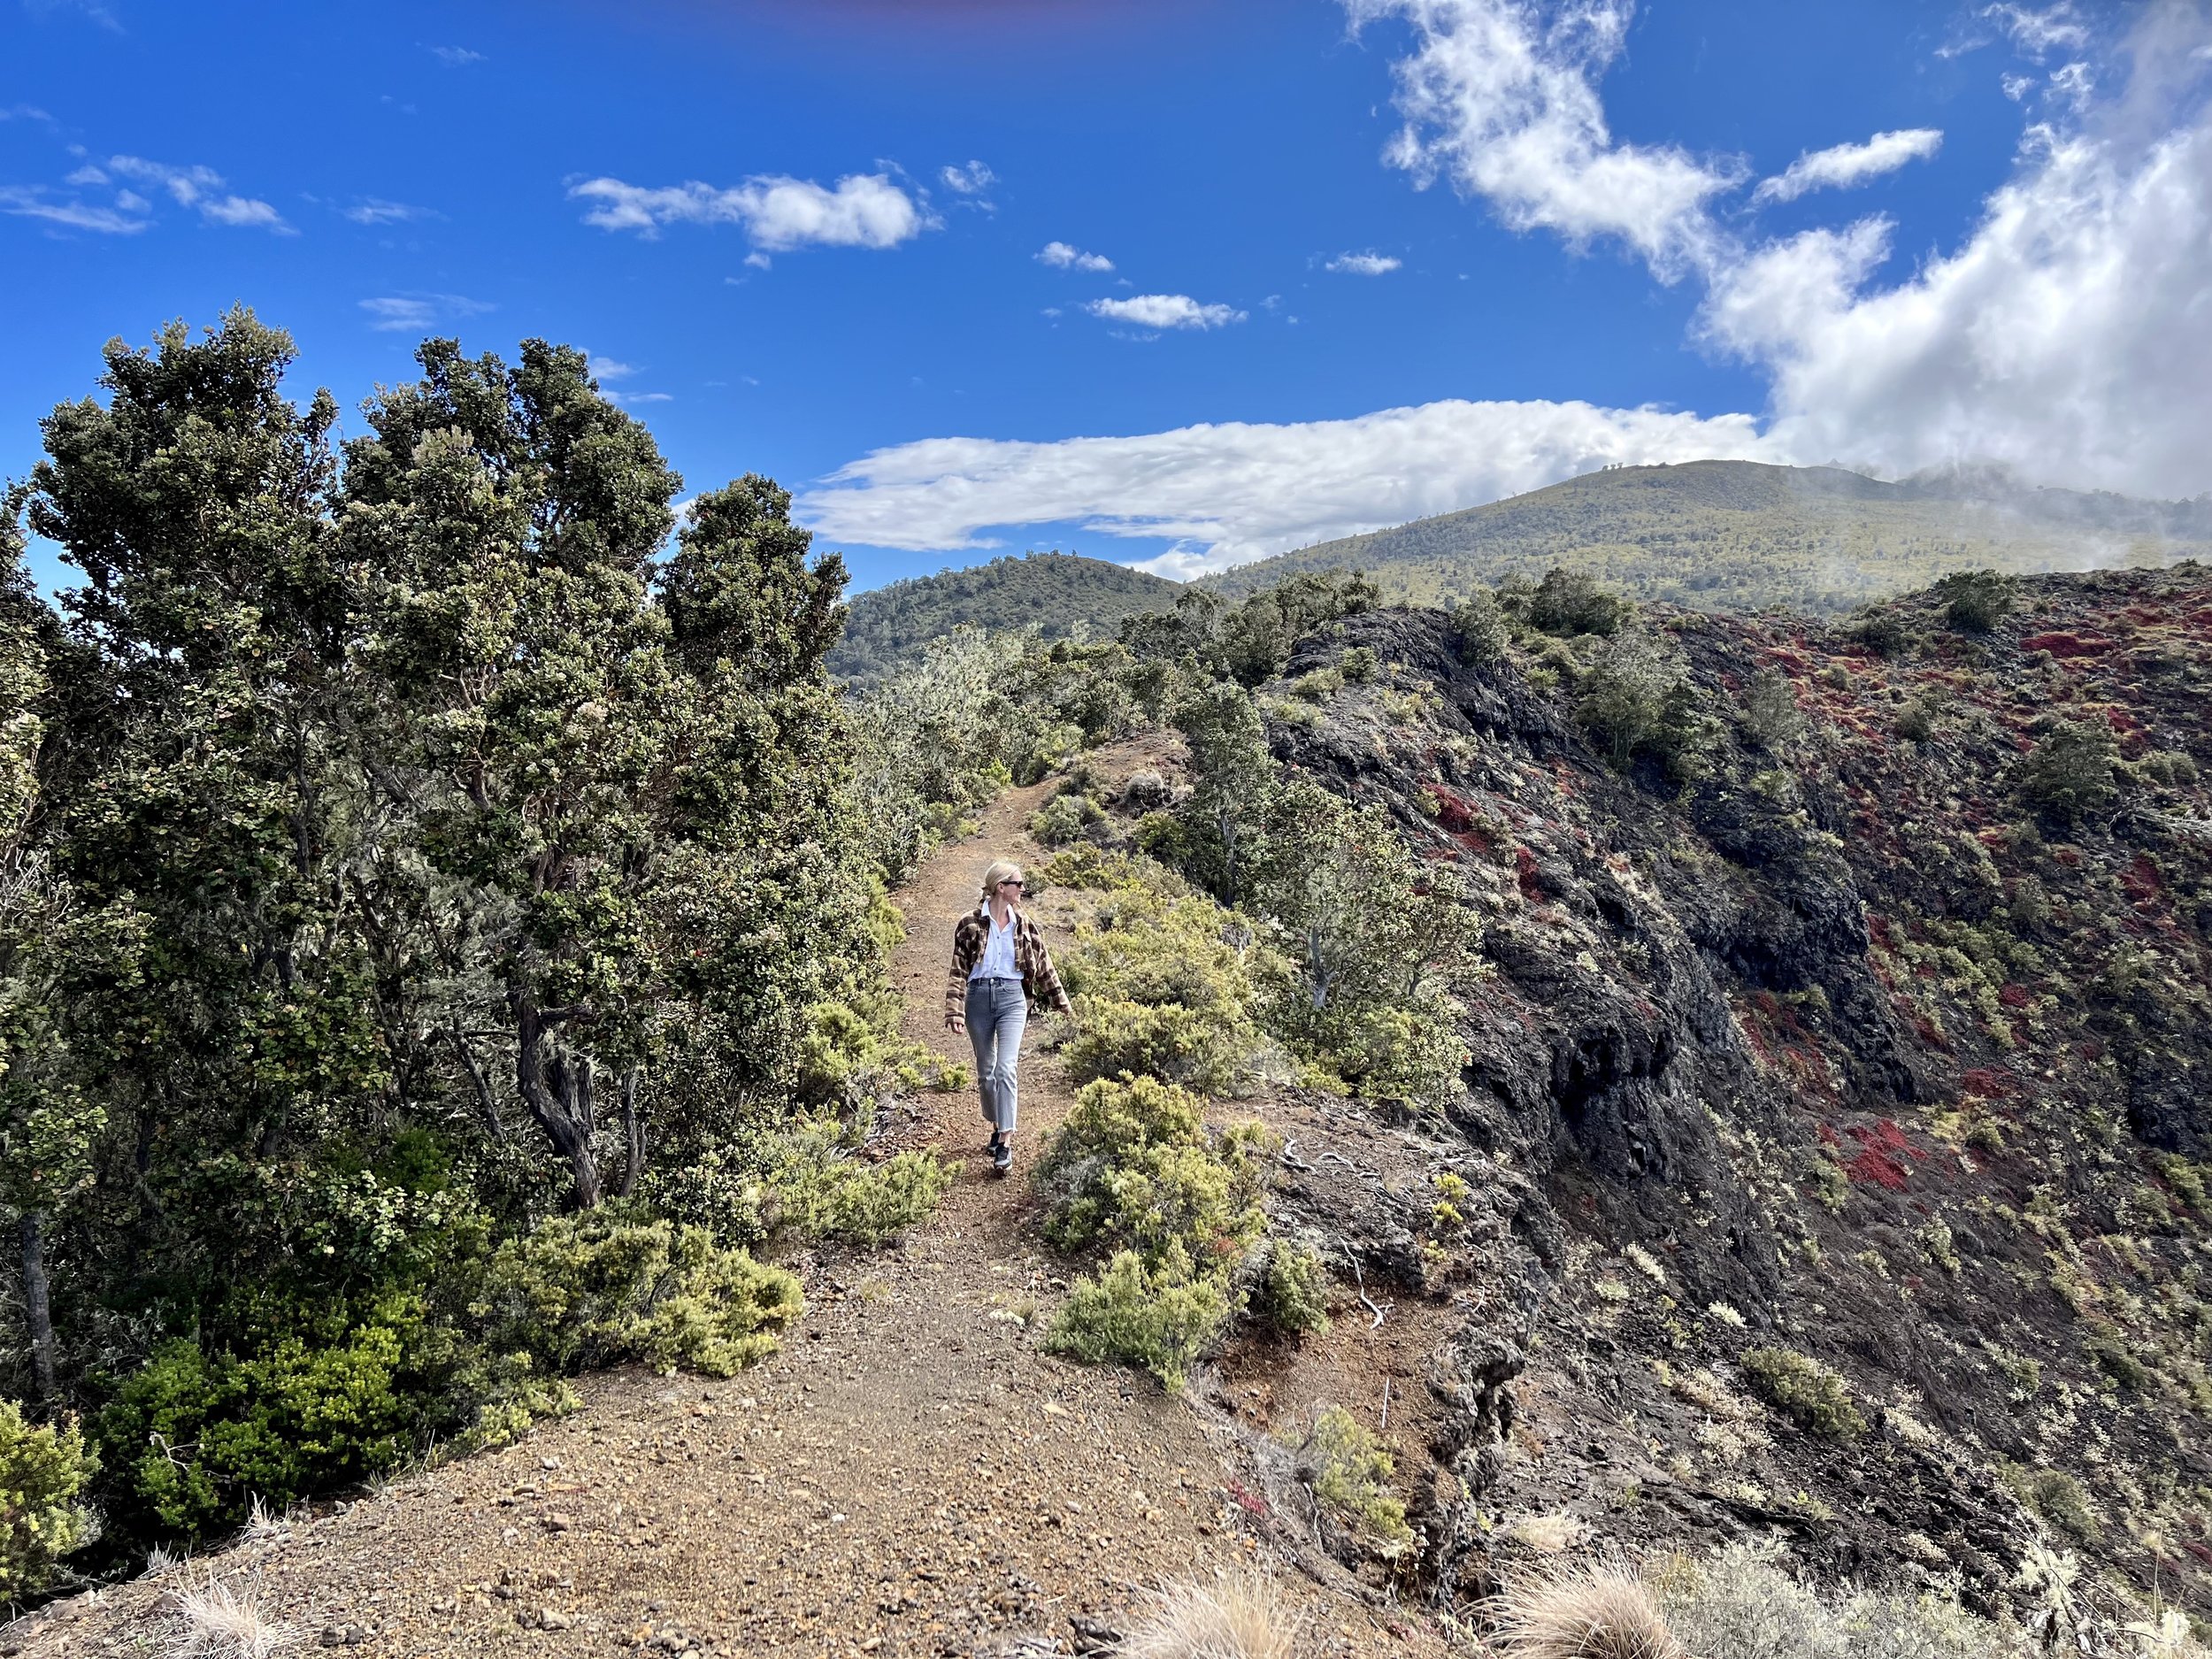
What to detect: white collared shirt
<box><xmin>970</xmin><ymin>904</ymin><xmax>1020</xmax><ymax>981</ymax></box>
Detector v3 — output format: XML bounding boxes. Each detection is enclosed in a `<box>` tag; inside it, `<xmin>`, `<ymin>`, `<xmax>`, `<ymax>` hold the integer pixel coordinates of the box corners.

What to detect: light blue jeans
<box><xmin>965</xmin><ymin>978</ymin><xmax>1029</xmax><ymax>1136</ymax></box>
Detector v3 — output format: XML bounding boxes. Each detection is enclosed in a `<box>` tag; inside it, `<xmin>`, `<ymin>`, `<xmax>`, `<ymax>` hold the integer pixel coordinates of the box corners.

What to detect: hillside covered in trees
<box><xmin>1202</xmin><ymin>459</ymin><xmax>2212</xmax><ymax>615</ymax></box>
<box><xmin>825</xmin><ymin>550</ymin><xmax>1176</xmax><ymax>685</ymax></box>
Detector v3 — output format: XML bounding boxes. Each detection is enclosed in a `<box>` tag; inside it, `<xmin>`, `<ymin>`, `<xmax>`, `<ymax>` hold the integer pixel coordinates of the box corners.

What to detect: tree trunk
<box><xmin>446</xmin><ymin>1026</ymin><xmax>505</xmax><ymax>1140</ymax></box>
<box><xmin>21</xmin><ymin>1210</ymin><xmax>56</xmax><ymax>1405</ymax></box>
<box><xmin>613</xmin><ymin>1069</ymin><xmax>643</xmax><ymax>1199</ymax></box>
<box><xmin>511</xmin><ymin>986</ymin><xmax>602</xmax><ymax>1208</ymax></box>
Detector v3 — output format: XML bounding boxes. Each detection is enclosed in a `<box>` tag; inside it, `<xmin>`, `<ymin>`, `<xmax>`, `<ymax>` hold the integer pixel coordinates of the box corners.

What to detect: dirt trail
<box><xmin>7</xmin><ymin>757</ymin><xmax>1442</xmax><ymax>1659</ymax></box>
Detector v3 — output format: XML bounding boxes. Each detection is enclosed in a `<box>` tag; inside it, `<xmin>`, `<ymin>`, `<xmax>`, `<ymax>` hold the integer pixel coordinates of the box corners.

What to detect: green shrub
<box><xmin>2085</xmin><ymin>1328</ymin><xmax>2150</xmax><ymax>1394</ymax></box>
<box><xmin>1450</xmin><ymin>590</ymin><xmax>1509</xmax><ymax>664</ymax></box>
<box><xmin>474</xmin><ymin>1206</ymin><xmax>803</xmax><ymax>1381</ymax></box>
<box><xmin>1740</xmin><ymin>667</ymin><xmax>1806</xmax><ymax>751</ymax></box>
<box><xmin>1039</xmin><ymin>1076</ymin><xmax>1271</xmax><ymax>1265</ymax></box>
<box><xmin>2024</xmin><ymin>1467</ymin><xmax>2098</xmax><ymax>1540</ymax></box>
<box><xmin>1739</xmin><ymin>1347</ymin><xmax>1866</xmax><ymax>1438</ymax></box>
<box><xmin>773</xmin><ymin>1125</ymin><xmax>954</xmax><ymax>1246</ymax></box>
<box><xmin>1340</xmin><ymin>645</ymin><xmax>1378</xmax><ymax>683</ymax></box>
<box><xmin>1290</xmin><ymin>667</ymin><xmax>1345</xmax><ymax>703</ymax></box>
<box><xmin>1893</xmin><ymin>695</ymin><xmax>1940</xmax><ymax>744</ymax></box>
<box><xmin>1058</xmin><ymin>881</ymin><xmax>1266</xmax><ymax>1093</ymax></box>
<box><xmin>102</xmin><ymin>1306</ymin><xmax>426</xmax><ymax>1536</ymax></box>
<box><xmin>1030</xmin><ymin>789</ymin><xmax>1108</xmax><ymax>848</ymax></box>
<box><xmin>1528</xmin><ymin>567</ymin><xmax>1632</xmax><ymax>639</ymax></box>
<box><xmin>2016</xmin><ymin>720</ymin><xmax>2121</xmax><ymax>822</ymax></box>
<box><xmin>1932</xmin><ymin>569</ymin><xmax>2016</xmax><ymax>634</ymax></box>
<box><xmin>1252</xmin><ymin>1238</ymin><xmax>1332</xmax><ymax>1336</ymax></box>
<box><xmin>2140</xmin><ymin>749</ymin><xmax>2200</xmax><ymax>786</ymax></box>
<box><xmin>1572</xmin><ymin>626</ymin><xmax>1710</xmax><ymax>776</ymax></box>
<box><xmin>1292</xmin><ymin>1405</ymin><xmax>1411</xmax><ymax>1558</ymax></box>
<box><xmin>0</xmin><ymin>1401</ymin><xmax>97</xmax><ymax>1600</ymax></box>
<box><xmin>1848</xmin><ymin>611</ymin><xmax>1915</xmax><ymax>658</ymax></box>
<box><xmin>1043</xmin><ymin>1245</ymin><xmax>1229</xmax><ymax>1388</ymax></box>
<box><xmin>1009</xmin><ymin>718</ymin><xmax>1088</xmax><ymax>786</ymax></box>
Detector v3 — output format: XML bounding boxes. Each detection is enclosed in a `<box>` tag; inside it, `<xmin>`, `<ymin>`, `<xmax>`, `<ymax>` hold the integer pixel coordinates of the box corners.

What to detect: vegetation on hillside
<box><xmin>826</xmin><ymin>550</ymin><xmax>1177</xmax><ymax>686</ymax></box>
<box><xmin>0</xmin><ymin>313</ymin><xmax>987</xmax><ymax>1592</ymax></box>
<box><xmin>1202</xmin><ymin>459</ymin><xmax>2212</xmax><ymax>617</ymax></box>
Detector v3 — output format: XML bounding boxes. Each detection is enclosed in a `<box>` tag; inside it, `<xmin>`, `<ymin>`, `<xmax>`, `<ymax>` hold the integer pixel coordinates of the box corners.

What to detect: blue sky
<box><xmin>4</xmin><ymin>0</ymin><xmax>2209</xmax><ymax>592</ymax></box>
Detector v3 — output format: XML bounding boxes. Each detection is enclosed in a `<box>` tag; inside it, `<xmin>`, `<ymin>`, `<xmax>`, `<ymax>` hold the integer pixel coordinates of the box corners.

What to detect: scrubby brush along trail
<box><xmin>2</xmin><ymin>747</ymin><xmax>1439</xmax><ymax>1659</ymax></box>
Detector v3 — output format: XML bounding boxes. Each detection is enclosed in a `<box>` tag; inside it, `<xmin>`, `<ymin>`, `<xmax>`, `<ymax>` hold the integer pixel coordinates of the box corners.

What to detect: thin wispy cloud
<box><xmin>0</xmin><ymin>185</ymin><xmax>148</xmax><ymax>234</ymax></box>
<box><xmin>358</xmin><ymin>293</ymin><xmax>495</xmax><ymax>332</ymax></box>
<box><xmin>571</xmin><ymin>171</ymin><xmax>932</xmax><ymax>251</ymax></box>
<box><xmin>108</xmin><ymin>154</ymin><xmax>291</xmax><ymax>232</ymax></box>
<box><xmin>1325</xmin><ymin>250</ymin><xmax>1402</xmax><ymax>274</ymax></box>
<box><xmin>1037</xmin><ymin>240</ymin><xmax>1113</xmax><ymax>272</ymax></box>
<box><xmin>1087</xmin><ymin>294</ymin><xmax>1245</xmax><ymax>330</ymax></box>
<box><xmin>1753</xmin><ymin>128</ymin><xmax>1943</xmax><ymax>204</ymax></box>
<box><xmin>941</xmin><ymin>159</ymin><xmax>995</xmax><ymax>195</ymax></box>
<box><xmin>342</xmin><ymin>197</ymin><xmax>435</xmax><ymax>225</ymax></box>
<box><xmin>24</xmin><ymin>0</ymin><xmax>119</xmax><ymax>32</ymax></box>
<box><xmin>1984</xmin><ymin>2</ymin><xmax>2090</xmax><ymax>57</ymax></box>
<box><xmin>424</xmin><ymin>43</ymin><xmax>486</xmax><ymax>66</ymax></box>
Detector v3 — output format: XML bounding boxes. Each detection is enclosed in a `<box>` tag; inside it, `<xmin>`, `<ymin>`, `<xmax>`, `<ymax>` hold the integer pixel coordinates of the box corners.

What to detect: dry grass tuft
<box><xmin>1493</xmin><ymin>1562</ymin><xmax>1685</xmax><ymax>1659</ymax></box>
<box><xmin>163</xmin><ymin>1570</ymin><xmax>298</xmax><ymax>1658</ymax></box>
<box><xmin>1507</xmin><ymin>1511</ymin><xmax>1590</xmax><ymax>1554</ymax></box>
<box><xmin>1120</xmin><ymin>1573</ymin><xmax>1303</xmax><ymax>1659</ymax></box>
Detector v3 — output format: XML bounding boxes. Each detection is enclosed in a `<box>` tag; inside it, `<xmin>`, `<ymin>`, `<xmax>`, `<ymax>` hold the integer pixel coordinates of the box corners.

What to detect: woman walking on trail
<box><xmin>945</xmin><ymin>859</ymin><xmax>1073</xmax><ymax>1174</ymax></box>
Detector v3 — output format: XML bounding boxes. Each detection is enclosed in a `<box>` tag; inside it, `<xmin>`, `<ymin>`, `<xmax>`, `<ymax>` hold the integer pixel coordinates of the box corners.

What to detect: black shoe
<box><xmin>993</xmin><ymin>1139</ymin><xmax>1013</xmax><ymax>1174</ymax></box>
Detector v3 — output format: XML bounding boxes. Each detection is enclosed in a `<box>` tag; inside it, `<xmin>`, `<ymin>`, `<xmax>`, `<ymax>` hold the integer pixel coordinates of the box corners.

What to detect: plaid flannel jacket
<box><xmin>945</xmin><ymin>905</ymin><xmax>1072</xmax><ymax>1023</ymax></box>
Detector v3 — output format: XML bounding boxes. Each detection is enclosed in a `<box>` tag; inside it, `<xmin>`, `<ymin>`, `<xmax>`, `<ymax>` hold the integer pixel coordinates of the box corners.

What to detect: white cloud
<box><xmin>107</xmin><ymin>155</ymin><xmax>289</xmax><ymax>231</ymax></box>
<box><xmin>359</xmin><ymin>293</ymin><xmax>495</xmax><ymax>333</ymax></box>
<box><xmin>1754</xmin><ymin>128</ymin><xmax>1943</xmax><ymax>204</ymax></box>
<box><xmin>1984</xmin><ymin>3</ymin><xmax>2090</xmax><ymax>57</ymax></box>
<box><xmin>344</xmin><ymin>197</ymin><xmax>434</xmax><ymax>225</ymax></box>
<box><xmin>0</xmin><ymin>185</ymin><xmax>148</xmax><ymax>233</ymax></box>
<box><xmin>425</xmin><ymin>43</ymin><xmax>486</xmax><ymax>66</ymax></box>
<box><xmin>1325</xmin><ymin>250</ymin><xmax>1403</xmax><ymax>273</ymax></box>
<box><xmin>799</xmin><ymin>397</ymin><xmax>1777</xmax><ymax>577</ymax></box>
<box><xmin>570</xmin><ymin>172</ymin><xmax>930</xmax><ymax>250</ymax></box>
<box><xmin>588</xmin><ymin>356</ymin><xmax>638</xmax><ymax>380</ymax></box>
<box><xmin>1037</xmin><ymin>240</ymin><xmax>1114</xmax><ymax>272</ymax></box>
<box><xmin>941</xmin><ymin>159</ymin><xmax>995</xmax><ymax>194</ymax></box>
<box><xmin>1346</xmin><ymin>0</ymin><xmax>1740</xmax><ymax>278</ymax></box>
<box><xmin>1087</xmin><ymin>294</ymin><xmax>1245</xmax><ymax>330</ymax></box>
<box><xmin>1348</xmin><ymin>0</ymin><xmax>2212</xmax><ymax>501</ymax></box>
<box><xmin>63</xmin><ymin>164</ymin><xmax>107</xmax><ymax>186</ymax></box>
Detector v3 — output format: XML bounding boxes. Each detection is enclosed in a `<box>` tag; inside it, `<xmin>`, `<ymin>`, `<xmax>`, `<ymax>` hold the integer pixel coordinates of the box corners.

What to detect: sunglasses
<box><xmin>998</xmin><ymin>879</ymin><xmax>1025</xmax><ymax>889</ymax></box>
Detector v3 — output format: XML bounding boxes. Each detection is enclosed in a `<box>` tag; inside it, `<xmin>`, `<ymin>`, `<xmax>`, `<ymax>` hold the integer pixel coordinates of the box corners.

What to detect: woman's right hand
<box><xmin>946</xmin><ymin>1015</ymin><xmax>965</xmax><ymax>1036</ymax></box>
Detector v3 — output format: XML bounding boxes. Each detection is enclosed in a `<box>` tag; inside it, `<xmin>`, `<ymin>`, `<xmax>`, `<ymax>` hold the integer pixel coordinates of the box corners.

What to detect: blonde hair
<box><xmin>979</xmin><ymin>858</ymin><xmax>1025</xmax><ymax>902</ymax></box>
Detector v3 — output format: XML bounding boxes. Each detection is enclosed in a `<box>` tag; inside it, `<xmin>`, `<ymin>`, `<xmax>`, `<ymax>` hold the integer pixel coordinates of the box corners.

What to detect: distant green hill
<box><xmin>1200</xmin><ymin>460</ymin><xmax>2212</xmax><ymax>615</ymax></box>
<box><xmin>828</xmin><ymin>551</ymin><xmax>1179</xmax><ymax>685</ymax></box>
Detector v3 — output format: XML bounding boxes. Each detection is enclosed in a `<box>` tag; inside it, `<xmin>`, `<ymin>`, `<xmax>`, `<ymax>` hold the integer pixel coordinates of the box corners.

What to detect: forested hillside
<box><xmin>826</xmin><ymin>550</ymin><xmax>1176</xmax><ymax>685</ymax></box>
<box><xmin>1202</xmin><ymin>459</ymin><xmax>2212</xmax><ymax>614</ymax></box>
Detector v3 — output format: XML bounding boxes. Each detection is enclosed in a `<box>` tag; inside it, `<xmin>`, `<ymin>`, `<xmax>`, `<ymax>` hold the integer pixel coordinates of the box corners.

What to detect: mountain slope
<box><xmin>829</xmin><ymin>551</ymin><xmax>1178</xmax><ymax>685</ymax></box>
<box><xmin>1248</xmin><ymin>565</ymin><xmax>2212</xmax><ymax>1618</ymax></box>
<box><xmin>1202</xmin><ymin>460</ymin><xmax>2212</xmax><ymax>614</ymax></box>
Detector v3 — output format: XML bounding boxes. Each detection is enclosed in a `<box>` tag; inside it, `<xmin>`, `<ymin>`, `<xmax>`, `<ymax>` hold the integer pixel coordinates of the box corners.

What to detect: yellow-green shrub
<box><xmin>1292</xmin><ymin>1405</ymin><xmax>1411</xmax><ymax>1558</ymax></box>
<box><xmin>472</xmin><ymin>1206</ymin><xmax>803</xmax><ymax>1380</ymax></box>
<box><xmin>772</xmin><ymin>1125</ymin><xmax>954</xmax><ymax>1247</ymax></box>
<box><xmin>1740</xmin><ymin>1347</ymin><xmax>1866</xmax><ymax>1439</ymax></box>
<box><xmin>1252</xmin><ymin>1238</ymin><xmax>1332</xmax><ymax>1336</ymax></box>
<box><xmin>1042</xmin><ymin>1244</ymin><xmax>1229</xmax><ymax>1388</ymax></box>
<box><xmin>0</xmin><ymin>1401</ymin><xmax>96</xmax><ymax>1600</ymax></box>
<box><xmin>1058</xmin><ymin>881</ymin><xmax>1267</xmax><ymax>1093</ymax></box>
